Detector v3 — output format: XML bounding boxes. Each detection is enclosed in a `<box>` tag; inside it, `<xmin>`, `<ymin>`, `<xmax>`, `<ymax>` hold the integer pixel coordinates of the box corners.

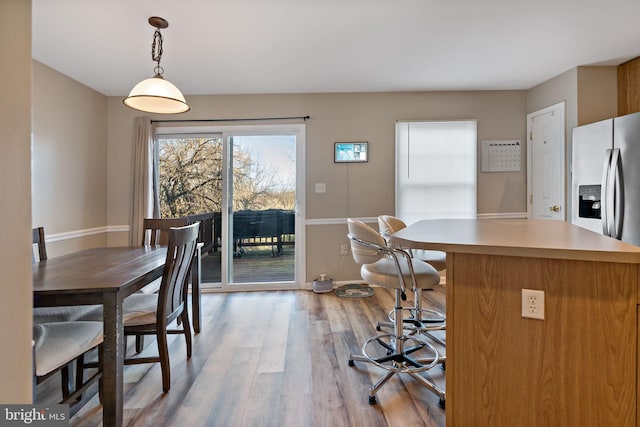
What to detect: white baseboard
<box><xmin>303</xmin><ymin>279</ymin><xmax>366</xmax><ymax>291</ymax></box>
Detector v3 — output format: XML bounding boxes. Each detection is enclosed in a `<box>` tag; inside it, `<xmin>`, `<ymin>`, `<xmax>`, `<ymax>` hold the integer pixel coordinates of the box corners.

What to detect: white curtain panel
<box><xmin>130</xmin><ymin>117</ymin><xmax>159</xmax><ymax>245</ymax></box>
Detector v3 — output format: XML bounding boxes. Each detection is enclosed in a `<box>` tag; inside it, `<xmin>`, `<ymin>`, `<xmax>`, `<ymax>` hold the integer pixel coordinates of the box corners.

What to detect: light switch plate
<box><xmin>315</xmin><ymin>183</ymin><xmax>326</xmax><ymax>193</ymax></box>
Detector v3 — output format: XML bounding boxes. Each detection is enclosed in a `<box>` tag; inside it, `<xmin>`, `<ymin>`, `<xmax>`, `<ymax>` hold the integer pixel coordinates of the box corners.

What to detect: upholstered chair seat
<box><xmin>33</xmin><ymin>321</ymin><xmax>103</xmax><ymax>378</ymax></box>
<box><xmin>78</xmin><ymin>293</ymin><xmax>161</xmax><ymax>326</ymax></box>
<box><xmin>33</xmin><ymin>306</ymin><xmax>97</xmax><ymax>324</ymax></box>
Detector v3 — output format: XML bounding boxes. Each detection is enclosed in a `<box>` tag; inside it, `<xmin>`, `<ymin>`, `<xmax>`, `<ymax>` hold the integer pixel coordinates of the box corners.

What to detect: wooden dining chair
<box><xmin>136</xmin><ymin>217</ymin><xmax>194</xmax><ymax>351</ymax></box>
<box><xmin>127</xmin><ymin>222</ymin><xmax>199</xmax><ymax>392</ymax></box>
<box><xmin>138</xmin><ymin>218</ymin><xmax>189</xmax><ymax>296</ymax></box>
<box><xmin>142</xmin><ymin>217</ymin><xmax>190</xmax><ymax>245</ymax></box>
<box><xmin>33</xmin><ymin>321</ymin><xmax>103</xmax><ymax>408</ymax></box>
<box><xmin>32</xmin><ymin>227</ymin><xmax>97</xmax><ymax>323</ymax></box>
<box><xmin>32</xmin><ymin>227</ymin><xmax>102</xmax><ymax>400</ymax></box>
<box><xmin>79</xmin><ymin>223</ymin><xmax>199</xmax><ymax>392</ymax></box>
<box><xmin>32</xmin><ymin>226</ymin><xmax>47</xmax><ymax>262</ymax></box>
<box><xmin>142</xmin><ymin>216</ymin><xmax>204</xmax><ymax>337</ymax></box>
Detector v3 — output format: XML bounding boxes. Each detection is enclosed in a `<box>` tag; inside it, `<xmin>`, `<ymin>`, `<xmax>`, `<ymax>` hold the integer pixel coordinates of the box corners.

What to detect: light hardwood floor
<box><xmin>37</xmin><ymin>285</ymin><xmax>446</xmax><ymax>427</ymax></box>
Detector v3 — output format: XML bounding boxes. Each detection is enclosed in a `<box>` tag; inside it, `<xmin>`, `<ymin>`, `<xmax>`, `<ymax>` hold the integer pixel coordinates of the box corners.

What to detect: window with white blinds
<box><xmin>396</xmin><ymin>120</ymin><xmax>477</xmax><ymax>225</ymax></box>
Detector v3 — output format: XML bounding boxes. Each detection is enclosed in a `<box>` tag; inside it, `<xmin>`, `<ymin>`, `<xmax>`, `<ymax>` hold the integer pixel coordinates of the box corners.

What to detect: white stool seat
<box><xmin>362</xmin><ymin>256</ymin><xmax>441</xmax><ymax>290</ymax></box>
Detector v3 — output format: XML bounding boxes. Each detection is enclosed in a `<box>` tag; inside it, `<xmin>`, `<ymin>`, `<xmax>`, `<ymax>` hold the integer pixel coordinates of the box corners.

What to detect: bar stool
<box><xmin>377</xmin><ymin>216</ymin><xmax>446</xmax><ymax>343</ymax></box>
<box><xmin>346</xmin><ymin>218</ymin><xmax>446</xmax><ymax>407</ymax></box>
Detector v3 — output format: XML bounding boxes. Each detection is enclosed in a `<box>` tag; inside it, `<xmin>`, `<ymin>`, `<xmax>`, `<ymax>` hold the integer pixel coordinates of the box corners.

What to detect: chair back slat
<box><xmin>32</xmin><ymin>227</ymin><xmax>48</xmax><ymax>262</ymax></box>
<box><xmin>142</xmin><ymin>218</ymin><xmax>189</xmax><ymax>245</ymax></box>
<box><xmin>157</xmin><ymin>223</ymin><xmax>199</xmax><ymax>324</ymax></box>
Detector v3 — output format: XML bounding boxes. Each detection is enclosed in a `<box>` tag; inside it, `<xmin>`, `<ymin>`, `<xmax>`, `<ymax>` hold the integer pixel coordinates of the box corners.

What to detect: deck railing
<box><xmin>184</xmin><ymin>210</ymin><xmax>295</xmax><ymax>256</ymax></box>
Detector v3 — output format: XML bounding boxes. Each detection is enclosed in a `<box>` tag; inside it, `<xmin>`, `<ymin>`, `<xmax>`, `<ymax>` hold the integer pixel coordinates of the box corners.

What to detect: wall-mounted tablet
<box><xmin>334</xmin><ymin>141</ymin><xmax>368</xmax><ymax>163</ymax></box>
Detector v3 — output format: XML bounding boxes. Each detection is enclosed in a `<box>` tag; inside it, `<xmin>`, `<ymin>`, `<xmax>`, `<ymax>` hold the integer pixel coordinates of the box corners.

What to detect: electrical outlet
<box><xmin>521</xmin><ymin>289</ymin><xmax>544</xmax><ymax>320</ymax></box>
<box><xmin>340</xmin><ymin>243</ymin><xmax>349</xmax><ymax>255</ymax></box>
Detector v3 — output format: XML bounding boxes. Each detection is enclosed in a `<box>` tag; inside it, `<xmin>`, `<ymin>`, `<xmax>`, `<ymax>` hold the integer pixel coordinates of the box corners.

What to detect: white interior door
<box><xmin>527</xmin><ymin>102</ymin><xmax>565</xmax><ymax>220</ymax></box>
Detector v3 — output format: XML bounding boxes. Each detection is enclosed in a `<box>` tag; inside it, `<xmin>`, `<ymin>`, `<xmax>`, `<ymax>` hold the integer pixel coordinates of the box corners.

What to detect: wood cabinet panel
<box><xmin>447</xmin><ymin>253</ymin><xmax>637</xmax><ymax>426</ymax></box>
<box><xmin>618</xmin><ymin>57</ymin><xmax>640</xmax><ymax>116</ymax></box>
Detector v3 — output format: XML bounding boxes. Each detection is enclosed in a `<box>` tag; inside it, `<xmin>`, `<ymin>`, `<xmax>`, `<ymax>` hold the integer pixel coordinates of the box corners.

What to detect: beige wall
<box><xmin>526</xmin><ymin>66</ymin><xmax>617</xmax><ymax>219</ymax></box>
<box><xmin>0</xmin><ymin>0</ymin><xmax>34</xmax><ymax>403</ymax></box>
<box><xmin>107</xmin><ymin>91</ymin><xmax>527</xmax><ymax>281</ymax></box>
<box><xmin>527</xmin><ymin>67</ymin><xmax>579</xmax><ymax>128</ymax></box>
<box><xmin>16</xmin><ymin>3</ymin><xmax>624</xmax><ymax>401</ymax></box>
<box><xmin>577</xmin><ymin>66</ymin><xmax>618</xmax><ymax>125</ymax></box>
<box><xmin>31</xmin><ymin>61</ymin><xmax>109</xmax><ymax>257</ymax></box>
<box><xmin>527</xmin><ymin>68</ymin><xmax>578</xmax><ymax>219</ymax></box>
<box><xmin>32</xmin><ymin>61</ymin><xmax>618</xmax><ymax>283</ymax></box>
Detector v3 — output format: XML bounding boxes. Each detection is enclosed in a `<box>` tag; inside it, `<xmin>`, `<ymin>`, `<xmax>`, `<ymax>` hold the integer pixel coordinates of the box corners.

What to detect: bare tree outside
<box><xmin>158</xmin><ymin>137</ymin><xmax>223</xmax><ymax>218</ymax></box>
<box><xmin>157</xmin><ymin>134</ymin><xmax>297</xmax><ymax>283</ymax></box>
<box><xmin>157</xmin><ymin>136</ymin><xmax>295</xmax><ymax>217</ymax></box>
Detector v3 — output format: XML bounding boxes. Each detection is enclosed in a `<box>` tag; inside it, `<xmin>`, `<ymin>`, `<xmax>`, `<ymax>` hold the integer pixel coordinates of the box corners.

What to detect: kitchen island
<box><xmin>391</xmin><ymin>219</ymin><xmax>640</xmax><ymax>427</ymax></box>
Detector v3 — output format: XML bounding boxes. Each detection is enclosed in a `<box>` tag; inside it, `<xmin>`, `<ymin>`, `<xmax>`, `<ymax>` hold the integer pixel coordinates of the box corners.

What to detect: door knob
<box><xmin>549</xmin><ymin>205</ymin><xmax>561</xmax><ymax>213</ymax></box>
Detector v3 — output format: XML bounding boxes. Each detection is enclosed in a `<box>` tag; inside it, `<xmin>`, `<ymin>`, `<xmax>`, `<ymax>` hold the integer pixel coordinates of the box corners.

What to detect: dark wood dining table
<box><xmin>32</xmin><ymin>246</ymin><xmax>168</xmax><ymax>427</ymax></box>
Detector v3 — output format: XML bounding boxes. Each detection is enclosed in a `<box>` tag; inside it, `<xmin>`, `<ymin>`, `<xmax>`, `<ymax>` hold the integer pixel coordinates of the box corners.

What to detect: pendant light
<box><xmin>123</xmin><ymin>16</ymin><xmax>190</xmax><ymax>114</ymax></box>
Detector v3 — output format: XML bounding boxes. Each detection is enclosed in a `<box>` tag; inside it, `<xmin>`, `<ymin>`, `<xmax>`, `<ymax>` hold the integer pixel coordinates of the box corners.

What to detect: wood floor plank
<box><xmin>256</xmin><ymin>299</ymin><xmax>291</xmax><ymax>374</ymax></box>
<box><xmin>309</xmin><ymin>319</ymin><xmax>352</xmax><ymax>427</ymax></box>
<box><xmin>35</xmin><ymin>290</ymin><xmax>446</xmax><ymax>427</ymax></box>
<box><xmin>241</xmin><ymin>372</ymin><xmax>284</xmax><ymax>427</ymax></box>
<box><xmin>279</xmin><ymin>307</ymin><xmax>313</xmax><ymax>427</ymax></box>
<box><xmin>332</xmin><ymin>330</ymin><xmax>389</xmax><ymax>427</ymax></box>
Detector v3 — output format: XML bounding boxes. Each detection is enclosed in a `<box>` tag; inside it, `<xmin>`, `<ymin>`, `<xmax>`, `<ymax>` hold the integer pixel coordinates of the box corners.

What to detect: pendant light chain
<box><xmin>123</xmin><ymin>16</ymin><xmax>190</xmax><ymax>114</ymax></box>
<box><xmin>151</xmin><ymin>29</ymin><xmax>164</xmax><ymax>76</ymax></box>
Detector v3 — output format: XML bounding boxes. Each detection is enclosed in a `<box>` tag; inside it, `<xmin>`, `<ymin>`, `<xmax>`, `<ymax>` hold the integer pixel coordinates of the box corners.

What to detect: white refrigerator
<box><xmin>571</xmin><ymin>111</ymin><xmax>640</xmax><ymax>246</ymax></box>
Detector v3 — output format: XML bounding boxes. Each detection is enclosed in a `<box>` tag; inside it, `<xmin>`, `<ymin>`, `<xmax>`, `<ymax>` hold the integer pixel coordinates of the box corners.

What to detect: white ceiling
<box><xmin>32</xmin><ymin>0</ymin><xmax>640</xmax><ymax>97</ymax></box>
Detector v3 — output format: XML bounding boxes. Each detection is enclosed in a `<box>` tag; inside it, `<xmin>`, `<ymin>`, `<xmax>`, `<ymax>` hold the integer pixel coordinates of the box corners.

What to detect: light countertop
<box><xmin>391</xmin><ymin>219</ymin><xmax>640</xmax><ymax>263</ymax></box>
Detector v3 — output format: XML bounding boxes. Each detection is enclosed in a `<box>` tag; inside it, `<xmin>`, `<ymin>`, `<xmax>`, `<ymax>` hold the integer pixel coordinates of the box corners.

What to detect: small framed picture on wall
<box><xmin>334</xmin><ymin>142</ymin><xmax>368</xmax><ymax>163</ymax></box>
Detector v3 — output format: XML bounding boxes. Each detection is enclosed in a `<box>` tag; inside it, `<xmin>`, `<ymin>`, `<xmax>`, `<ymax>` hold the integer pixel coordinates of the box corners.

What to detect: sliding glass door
<box><xmin>228</xmin><ymin>134</ymin><xmax>297</xmax><ymax>285</ymax></box>
<box><xmin>155</xmin><ymin>124</ymin><xmax>305</xmax><ymax>291</ymax></box>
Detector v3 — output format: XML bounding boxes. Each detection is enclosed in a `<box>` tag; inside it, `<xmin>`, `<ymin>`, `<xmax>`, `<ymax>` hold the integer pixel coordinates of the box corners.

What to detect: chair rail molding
<box><xmin>306</xmin><ymin>213</ymin><xmax>527</xmax><ymax>226</ymax></box>
<box><xmin>45</xmin><ymin>225</ymin><xmax>130</xmax><ymax>243</ymax></box>
<box><xmin>306</xmin><ymin>217</ymin><xmax>378</xmax><ymax>226</ymax></box>
<box><xmin>48</xmin><ymin>214</ymin><xmax>527</xmax><ymax>242</ymax></box>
